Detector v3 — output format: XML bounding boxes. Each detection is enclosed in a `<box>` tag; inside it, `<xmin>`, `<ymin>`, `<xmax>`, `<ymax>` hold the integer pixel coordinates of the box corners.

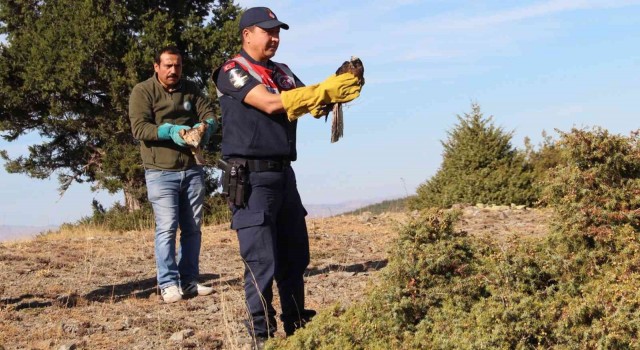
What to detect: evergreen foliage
<box><xmin>543</xmin><ymin>127</ymin><xmax>640</xmax><ymax>243</ymax></box>
<box><xmin>0</xmin><ymin>0</ymin><xmax>241</xmax><ymax>211</ymax></box>
<box><xmin>523</xmin><ymin>130</ymin><xmax>564</xmax><ymax>205</ymax></box>
<box><xmin>272</xmin><ymin>127</ymin><xmax>640</xmax><ymax>349</ymax></box>
<box><xmin>410</xmin><ymin>103</ymin><xmax>535</xmax><ymax>209</ymax></box>
<box><xmin>539</xmin><ymin>127</ymin><xmax>640</xmax><ymax>348</ymax></box>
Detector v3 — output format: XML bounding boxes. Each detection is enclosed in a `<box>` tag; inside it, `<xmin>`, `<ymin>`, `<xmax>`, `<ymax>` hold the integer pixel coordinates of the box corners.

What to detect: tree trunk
<box><xmin>123</xmin><ymin>187</ymin><xmax>142</xmax><ymax>212</ymax></box>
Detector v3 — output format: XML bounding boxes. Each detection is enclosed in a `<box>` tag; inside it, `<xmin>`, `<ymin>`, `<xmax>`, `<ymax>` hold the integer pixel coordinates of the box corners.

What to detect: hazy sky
<box><xmin>1</xmin><ymin>0</ymin><xmax>639</xmax><ymax>227</ymax></box>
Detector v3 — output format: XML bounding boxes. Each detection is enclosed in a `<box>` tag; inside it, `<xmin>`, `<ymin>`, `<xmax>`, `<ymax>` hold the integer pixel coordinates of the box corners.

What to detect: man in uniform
<box><xmin>213</xmin><ymin>7</ymin><xmax>362</xmax><ymax>341</ymax></box>
<box><xmin>129</xmin><ymin>46</ymin><xmax>217</xmax><ymax>303</ymax></box>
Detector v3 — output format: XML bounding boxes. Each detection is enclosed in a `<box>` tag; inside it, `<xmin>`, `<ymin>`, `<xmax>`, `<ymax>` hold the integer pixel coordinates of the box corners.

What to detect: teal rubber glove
<box><xmin>193</xmin><ymin>118</ymin><xmax>218</xmax><ymax>147</ymax></box>
<box><xmin>157</xmin><ymin>123</ymin><xmax>190</xmax><ymax>147</ymax></box>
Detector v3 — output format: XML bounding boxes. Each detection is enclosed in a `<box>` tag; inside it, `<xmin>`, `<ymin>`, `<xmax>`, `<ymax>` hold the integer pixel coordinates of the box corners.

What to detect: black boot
<box><xmin>282</xmin><ymin>309</ymin><xmax>317</xmax><ymax>336</ymax></box>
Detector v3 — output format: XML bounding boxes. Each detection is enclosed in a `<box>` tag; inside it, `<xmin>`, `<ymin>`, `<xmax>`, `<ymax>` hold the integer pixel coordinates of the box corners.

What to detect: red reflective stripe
<box><xmin>231</xmin><ymin>56</ymin><xmax>277</xmax><ymax>90</ymax></box>
<box><xmin>231</xmin><ymin>56</ymin><xmax>295</xmax><ymax>92</ymax></box>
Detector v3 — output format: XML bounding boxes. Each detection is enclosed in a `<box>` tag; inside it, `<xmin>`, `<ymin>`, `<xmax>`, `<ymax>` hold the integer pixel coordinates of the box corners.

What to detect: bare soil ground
<box><xmin>0</xmin><ymin>206</ymin><xmax>552</xmax><ymax>350</ymax></box>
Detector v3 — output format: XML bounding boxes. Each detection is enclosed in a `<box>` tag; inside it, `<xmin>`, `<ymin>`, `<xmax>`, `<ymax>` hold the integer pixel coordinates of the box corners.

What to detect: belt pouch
<box><xmin>226</xmin><ymin>159</ymin><xmax>248</xmax><ymax>207</ymax></box>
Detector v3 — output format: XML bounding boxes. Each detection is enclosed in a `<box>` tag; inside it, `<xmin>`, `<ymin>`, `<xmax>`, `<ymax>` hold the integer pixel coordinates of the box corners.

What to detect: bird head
<box><xmin>336</xmin><ymin>56</ymin><xmax>365</xmax><ymax>86</ymax></box>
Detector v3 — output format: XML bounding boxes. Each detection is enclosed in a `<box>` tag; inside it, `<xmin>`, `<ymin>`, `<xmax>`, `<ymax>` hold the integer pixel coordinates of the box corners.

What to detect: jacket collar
<box><xmin>239</xmin><ymin>49</ymin><xmax>275</xmax><ymax>70</ymax></box>
<box><xmin>153</xmin><ymin>72</ymin><xmax>183</xmax><ymax>93</ymax></box>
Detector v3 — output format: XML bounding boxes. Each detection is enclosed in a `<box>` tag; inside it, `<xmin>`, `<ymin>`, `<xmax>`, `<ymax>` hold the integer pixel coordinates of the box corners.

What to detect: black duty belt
<box><xmin>242</xmin><ymin>159</ymin><xmax>291</xmax><ymax>172</ymax></box>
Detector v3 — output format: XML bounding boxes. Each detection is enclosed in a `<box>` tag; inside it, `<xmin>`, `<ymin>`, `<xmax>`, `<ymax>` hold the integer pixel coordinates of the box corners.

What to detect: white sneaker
<box><xmin>181</xmin><ymin>281</ymin><xmax>214</xmax><ymax>296</ymax></box>
<box><xmin>161</xmin><ymin>285</ymin><xmax>183</xmax><ymax>303</ymax></box>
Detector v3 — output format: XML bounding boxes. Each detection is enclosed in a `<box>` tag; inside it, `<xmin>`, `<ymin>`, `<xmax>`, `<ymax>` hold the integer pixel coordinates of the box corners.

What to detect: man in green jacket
<box><xmin>129</xmin><ymin>45</ymin><xmax>216</xmax><ymax>303</ymax></box>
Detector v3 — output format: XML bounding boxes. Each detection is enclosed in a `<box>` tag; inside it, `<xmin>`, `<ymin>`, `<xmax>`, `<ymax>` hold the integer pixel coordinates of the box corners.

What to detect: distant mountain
<box><xmin>0</xmin><ymin>225</ymin><xmax>59</xmax><ymax>242</ymax></box>
<box><xmin>304</xmin><ymin>197</ymin><xmax>401</xmax><ymax>218</ymax></box>
<box><xmin>341</xmin><ymin>196</ymin><xmax>411</xmax><ymax>216</ymax></box>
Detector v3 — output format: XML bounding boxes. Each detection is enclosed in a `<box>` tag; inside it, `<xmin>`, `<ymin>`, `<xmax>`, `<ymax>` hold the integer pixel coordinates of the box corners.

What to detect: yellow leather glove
<box><xmin>310</xmin><ymin>105</ymin><xmax>329</xmax><ymax>119</ymax></box>
<box><xmin>281</xmin><ymin>73</ymin><xmax>361</xmax><ymax>121</ymax></box>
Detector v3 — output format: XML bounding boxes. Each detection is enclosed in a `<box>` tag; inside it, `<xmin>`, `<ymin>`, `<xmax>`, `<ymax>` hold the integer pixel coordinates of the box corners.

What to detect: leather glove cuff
<box><xmin>194</xmin><ymin>118</ymin><xmax>218</xmax><ymax>146</ymax></box>
<box><xmin>157</xmin><ymin>123</ymin><xmax>189</xmax><ymax>147</ymax></box>
<box><xmin>157</xmin><ymin>123</ymin><xmax>174</xmax><ymax>140</ymax></box>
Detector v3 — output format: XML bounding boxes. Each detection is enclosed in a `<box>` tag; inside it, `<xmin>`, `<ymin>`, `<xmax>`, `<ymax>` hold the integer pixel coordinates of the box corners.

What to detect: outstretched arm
<box><xmin>243</xmin><ymin>73</ymin><xmax>362</xmax><ymax>122</ymax></box>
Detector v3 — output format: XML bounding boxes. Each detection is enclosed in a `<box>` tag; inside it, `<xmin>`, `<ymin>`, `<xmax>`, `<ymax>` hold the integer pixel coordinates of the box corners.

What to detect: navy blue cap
<box><xmin>239</xmin><ymin>7</ymin><xmax>289</xmax><ymax>31</ymax></box>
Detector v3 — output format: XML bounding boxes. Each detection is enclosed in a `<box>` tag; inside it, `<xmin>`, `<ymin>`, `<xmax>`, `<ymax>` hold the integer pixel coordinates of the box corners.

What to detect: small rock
<box><xmin>464</xmin><ymin>207</ymin><xmax>480</xmax><ymax>215</ymax></box>
<box><xmin>58</xmin><ymin>343</ymin><xmax>77</xmax><ymax>350</ymax></box>
<box><xmin>358</xmin><ymin>212</ymin><xmax>374</xmax><ymax>223</ymax></box>
<box><xmin>121</xmin><ymin>317</ymin><xmax>131</xmax><ymax>329</ymax></box>
<box><xmin>33</xmin><ymin>341</ymin><xmax>55</xmax><ymax>349</ymax></box>
<box><xmin>170</xmin><ymin>329</ymin><xmax>195</xmax><ymax>341</ymax></box>
<box><xmin>61</xmin><ymin>320</ymin><xmax>81</xmax><ymax>335</ymax></box>
<box><xmin>486</xmin><ymin>205</ymin><xmax>510</xmax><ymax>211</ymax></box>
<box><xmin>54</xmin><ymin>293</ymin><xmax>79</xmax><ymax>308</ymax></box>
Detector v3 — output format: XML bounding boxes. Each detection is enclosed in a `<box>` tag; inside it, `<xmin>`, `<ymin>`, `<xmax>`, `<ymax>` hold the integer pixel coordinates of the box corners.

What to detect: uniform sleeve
<box><xmin>214</xmin><ymin>60</ymin><xmax>261</xmax><ymax>101</ymax></box>
<box><xmin>128</xmin><ymin>84</ymin><xmax>160</xmax><ymax>141</ymax></box>
<box><xmin>292</xmin><ymin>73</ymin><xmax>305</xmax><ymax>88</ymax></box>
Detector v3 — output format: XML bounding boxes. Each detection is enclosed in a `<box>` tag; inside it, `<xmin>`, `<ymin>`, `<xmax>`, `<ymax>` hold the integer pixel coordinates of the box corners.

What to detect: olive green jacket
<box><xmin>128</xmin><ymin>74</ymin><xmax>215</xmax><ymax>170</ymax></box>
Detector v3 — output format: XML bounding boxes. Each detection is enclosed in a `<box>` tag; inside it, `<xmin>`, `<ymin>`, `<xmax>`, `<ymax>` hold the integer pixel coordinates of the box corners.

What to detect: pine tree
<box><xmin>0</xmin><ymin>0</ymin><xmax>241</xmax><ymax>211</ymax></box>
<box><xmin>410</xmin><ymin>103</ymin><xmax>535</xmax><ymax>209</ymax></box>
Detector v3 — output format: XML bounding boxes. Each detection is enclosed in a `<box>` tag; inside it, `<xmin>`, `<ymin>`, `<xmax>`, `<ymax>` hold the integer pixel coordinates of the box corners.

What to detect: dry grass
<box><xmin>0</xmin><ymin>207</ymin><xmax>551</xmax><ymax>349</ymax></box>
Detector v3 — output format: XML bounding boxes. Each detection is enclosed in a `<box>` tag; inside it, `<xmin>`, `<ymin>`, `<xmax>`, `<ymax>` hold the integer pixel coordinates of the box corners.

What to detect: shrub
<box><xmin>271</xmin><ymin>209</ymin><xmax>493</xmax><ymax>349</ymax></box>
<box><xmin>410</xmin><ymin>103</ymin><xmax>535</xmax><ymax>210</ymax></box>
<box><xmin>523</xmin><ymin>130</ymin><xmax>564</xmax><ymax>205</ymax></box>
<box><xmin>270</xmin><ymin>127</ymin><xmax>640</xmax><ymax>350</ymax></box>
<box><xmin>203</xmin><ymin>193</ymin><xmax>231</xmax><ymax>225</ymax></box>
<box><xmin>70</xmin><ymin>199</ymin><xmax>155</xmax><ymax>231</ymax></box>
<box><xmin>543</xmin><ymin>127</ymin><xmax>640</xmax><ymax>244</ymax></box>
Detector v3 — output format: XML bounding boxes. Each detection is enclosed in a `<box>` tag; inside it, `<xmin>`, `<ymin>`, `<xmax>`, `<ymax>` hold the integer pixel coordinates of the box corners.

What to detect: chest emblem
<box><xmin>276</xmin><ymin>74</ymin><xmax>295</xmax><ymax>90</ymax></box>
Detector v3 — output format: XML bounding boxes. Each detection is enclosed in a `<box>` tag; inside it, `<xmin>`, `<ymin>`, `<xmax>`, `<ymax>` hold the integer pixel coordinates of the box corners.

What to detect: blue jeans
<box><xmin>145</xmin><ymin>166</ymin><xmax>205</xmax><ymax>289</ymax></box>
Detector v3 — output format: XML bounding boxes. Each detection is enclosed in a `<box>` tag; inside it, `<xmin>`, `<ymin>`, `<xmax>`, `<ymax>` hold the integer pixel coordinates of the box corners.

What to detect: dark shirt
<box><xmin>214</xmin><ymin>50</ymin><xmax>304</xmax><ymax>161</ymax></box>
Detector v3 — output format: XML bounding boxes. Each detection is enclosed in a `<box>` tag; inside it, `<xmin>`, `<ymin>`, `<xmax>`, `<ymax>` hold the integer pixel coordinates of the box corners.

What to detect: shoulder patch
<box><xmin>223</xmin><ymin>61</ymin><xmax>237</xmax><ymax>72</ymax></box>
<box><xmin>228</xmin><ymin>68</ymin><xmax>250</xmax><ymax>89</ymax></box>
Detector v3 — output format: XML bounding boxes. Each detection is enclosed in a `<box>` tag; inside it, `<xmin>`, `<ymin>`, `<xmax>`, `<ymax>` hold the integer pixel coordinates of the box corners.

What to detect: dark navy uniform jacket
<box><xmin>213</xmin><ymin>50</ymin><xmax>304</xmax><ymax>161</ymax></box>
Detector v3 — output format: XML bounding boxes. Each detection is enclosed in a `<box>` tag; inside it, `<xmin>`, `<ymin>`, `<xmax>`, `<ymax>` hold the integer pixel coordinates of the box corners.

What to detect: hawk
<box><xmin>336</xmin><ymin>56</ymin><xmax>365</xmax><ymax>85</ymax></box>
<box><xmin>179</xmin><ymin>122</ymin><xmax>208</xmax><ymax>165</ymax></box>
<box><xmin>317</xmin><ymin>56</ymin><xmax>365</xmax><ymax>143</ymax></box>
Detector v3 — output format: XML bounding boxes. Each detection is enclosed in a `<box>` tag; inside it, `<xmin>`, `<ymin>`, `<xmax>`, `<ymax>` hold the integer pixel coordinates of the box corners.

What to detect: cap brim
<box><xmin>255</xmin><ymin>19</ymin><xmax>289</xmax><ymax>30</ymax></box>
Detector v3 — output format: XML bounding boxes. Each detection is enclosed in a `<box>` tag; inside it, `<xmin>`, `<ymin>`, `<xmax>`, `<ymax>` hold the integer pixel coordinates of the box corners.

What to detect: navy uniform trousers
<box><xmin>230</xmin><ymin>165</ymin><xmax>310</xmax><ymax>337</ymax></box>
